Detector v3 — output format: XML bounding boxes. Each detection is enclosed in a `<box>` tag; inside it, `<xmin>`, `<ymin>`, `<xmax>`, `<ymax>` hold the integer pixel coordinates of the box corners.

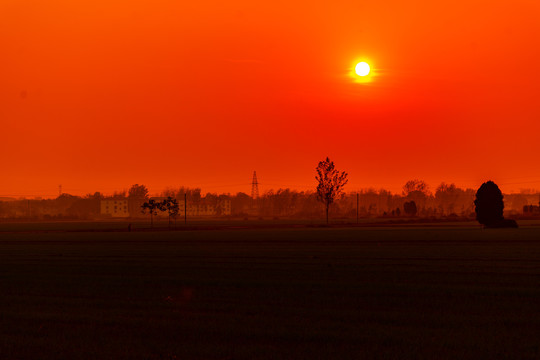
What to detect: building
<box><xmin>177</xmin><ymin>199</ymin><xmax>231</xmax><ymax>216</ymax></box>
<box><xmin>219</xmin><ymin>199</ymin><xmax>232</xmax><ymax>215</ymax></box>
<box><xmin>101</xmin><ymin>199</ymin><xmax>129</xmax><ymax>217</ymax></box>
<box><xmin>109</xmin><ymin>196</ymin><xmax>232</xmax><ymax>218</ymax></box>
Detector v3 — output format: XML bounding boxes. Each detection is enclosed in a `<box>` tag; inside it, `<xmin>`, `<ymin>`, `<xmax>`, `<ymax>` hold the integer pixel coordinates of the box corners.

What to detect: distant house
<box><xmin>219</xmin><ymin>199</ymin><xmax>232</xmax><ymax>215</ymax></box>
<box><xmin>121</xmin><ymin>196</ymin><xmax>232</xmax><ymax>218</ymax></box>
<box><xmin>101</xmin><ymin>199</ymin><xmax>129</xmax><ymax>217</ymax></box>
<box><xmin>177</xmin><ymin>199</ymin><xmax>231</xmax><ymax>216</ymax></box>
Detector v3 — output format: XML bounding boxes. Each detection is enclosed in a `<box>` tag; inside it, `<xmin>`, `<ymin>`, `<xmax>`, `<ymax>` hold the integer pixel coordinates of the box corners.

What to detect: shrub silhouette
<box><xmin>474</xmin><ymin>181</ymin><xmax>517</xmax><ymax>228</ymax></box>
<box><xmin>403</xmin><ymin>201</ymin><xmax>417</xmax><ymax>216</ymax></box>
<box><xmin>474</xmin><ymin>181</ymin><xmax>504</xmax><ymax>225</ymax></box>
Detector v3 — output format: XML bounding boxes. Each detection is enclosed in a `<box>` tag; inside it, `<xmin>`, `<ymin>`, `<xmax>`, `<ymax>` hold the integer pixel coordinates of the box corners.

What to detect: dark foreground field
<box><xmin>1</xmin><ymin>225</ymin><xmax>540</xmax><ymax>359</ymax></box>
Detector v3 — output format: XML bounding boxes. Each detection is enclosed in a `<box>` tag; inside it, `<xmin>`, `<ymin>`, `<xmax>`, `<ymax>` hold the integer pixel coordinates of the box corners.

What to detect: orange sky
<box><xmin>1</xmin><ymin>0</ymin><xmax>540</xmax><ymax>197</ymax></box>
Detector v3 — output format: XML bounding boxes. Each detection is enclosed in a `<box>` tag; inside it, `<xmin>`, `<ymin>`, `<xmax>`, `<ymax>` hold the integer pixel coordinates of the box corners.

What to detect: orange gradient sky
<box><xmin>1</xmin><ymin>0</ymin><xmax>540</xmax><ymax>197</ymax></box>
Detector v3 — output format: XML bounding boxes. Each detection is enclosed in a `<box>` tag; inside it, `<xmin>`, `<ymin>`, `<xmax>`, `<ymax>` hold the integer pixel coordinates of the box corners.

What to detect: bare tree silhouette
<box><xmin>315</xmin><ymin>157</ymin><xmax>348</xmax><ymax>224</ymax></box>
<box><xmin>402</xmin><ymin>179</ymin><xmax>429</xmax><ymax>196</ymax></box>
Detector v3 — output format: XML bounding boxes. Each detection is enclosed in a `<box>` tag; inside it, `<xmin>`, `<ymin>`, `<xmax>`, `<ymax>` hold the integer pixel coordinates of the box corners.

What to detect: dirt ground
<box><xmin>1</xmin><ymin>223</ymin><xmax>540</xmax><ymax>359</ymax></box>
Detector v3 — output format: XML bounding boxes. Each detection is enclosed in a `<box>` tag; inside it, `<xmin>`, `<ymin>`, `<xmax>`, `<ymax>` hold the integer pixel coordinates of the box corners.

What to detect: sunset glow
<box><xmin>1</xmin><ymin>0</ymin><xmax>540</xmax><ymax>197</ymax></box>
<box><xmin>2</xmin><ymin>3</ymin><xmax>540</xmax><ymax>356</ymax></box>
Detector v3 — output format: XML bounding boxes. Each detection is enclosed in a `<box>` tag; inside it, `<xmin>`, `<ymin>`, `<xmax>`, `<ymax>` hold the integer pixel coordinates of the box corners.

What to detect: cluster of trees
<box><xmin>314</xmin><ymin>158</ymin><xmax>522</xmax><ymax>228</ymax></box>
<box><xmin>312</xmin><ymin>160</ymin><xmax>476</xmax><ymax>223</ymax></box>
<box><xmin>0</xmin><ymin>185</ymin><xmax>535</xmax><ymax>221</ymax></box>
<box><xmin>141</xmin><ymin>197</ymin><xmax>180</xmax><ymax>227</ymax></box>
<box><xmin>0</xmin><ymin>159</ymin><xmax>538</xmax><ymax>224</ymax></box>
<box><xmin>249</xmin><ymin>181</ymin><xmax>479</xmax><ymax>220</ymax></box>
<box><xmin>0</xmin><ymin>193</ymin><xmax>104</xmax><ymax>220</ymax></box>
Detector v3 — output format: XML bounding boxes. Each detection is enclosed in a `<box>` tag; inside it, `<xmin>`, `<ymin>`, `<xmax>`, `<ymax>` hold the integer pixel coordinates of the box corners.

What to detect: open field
<box><xmin>1</xmin><ymin>224</ymin><xmax>540</xmax><ymax>359</ymax></box>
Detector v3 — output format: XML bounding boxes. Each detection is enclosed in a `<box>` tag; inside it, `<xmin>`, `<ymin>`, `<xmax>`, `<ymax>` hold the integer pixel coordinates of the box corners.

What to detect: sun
<box><xmin>355</xmin><ymin>62</ymin><xmax>370</xmax><ymax>76</ymax></box>
<box><xmin>349</xmin><ymin>59</ymin><xmax>375</xmax><ymax>83</ymax></box>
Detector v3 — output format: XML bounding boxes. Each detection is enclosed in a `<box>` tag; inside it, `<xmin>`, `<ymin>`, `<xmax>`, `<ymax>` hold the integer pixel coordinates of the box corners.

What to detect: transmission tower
<box><xmin>251</xmin><ymin>171</ymin><xmax>259</xmax><ymax>199</ymax></box>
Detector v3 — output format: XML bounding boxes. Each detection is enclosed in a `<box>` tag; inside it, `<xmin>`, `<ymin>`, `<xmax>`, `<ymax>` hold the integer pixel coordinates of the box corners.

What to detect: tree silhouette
<box><xmin>474</xmin><ymin>181</ymin><xmax>517</xmax><ymax>228</ymax></box>
<box><xmin>474</xmin><ymin>181</ymin><xmax>504</xmax><ymax>226</ymax></box>
<box><xmin>129</xmin><ymin>184</ymin><xmax>149</xmax><ymax>217</ymax></box>
<box><xmin>435</xmin><ymin>183</ymin><xmax>461</xmax><ymax>215</ymax></box>
<box><xmin>141</xmin><ymin>199</ymin><xmax>164</xmax><ymax>227</ymax></box>
<box><xmin>162</xmin><ymin>196</ymin><xmax>179</xmax><ymax>228</ymax></box>
<box><xmin>403</xmin><ymin>201</ymin><xmax>417</xmax><ymax>216</ymax></box>
<box><xmin>402</xmin><ymin>179</ymin><xmax>429</xmax><ymax>196</ymax></box>
<box><xmin>128</xmin><ymin>184</ymin><xmax>149</xmax><ymax>199</ymax></box>
<box><xmin>403</xmin><ymin>179</ymin><xmax>429</xmax><ymax>213</ymax></box>
<box><xmin>315</xmin><ymin>157</ymin><xmax>348</xmax><ymax>224</ymax></box>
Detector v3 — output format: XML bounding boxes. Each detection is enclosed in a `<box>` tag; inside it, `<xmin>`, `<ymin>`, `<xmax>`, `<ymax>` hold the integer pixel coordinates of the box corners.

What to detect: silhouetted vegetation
<box><xmin>0</xmin><ymin>180</ymin><xmax>537</xmax><ymax>222</ymax></box>
<box><xmin>128</xmin><ymin>184</ymin><xmax>149</xmax><ymax>198</ymax></box>
<box><xmin>128</xmin><ymin>184</ymin><xmax>149</xmax><ymax>216</ymax></box>
<box><xmin>315</xmin><ymin>157</ymin><xmax>348</xmax><ymax>224</ymax></box>
<box><xmin>141</xmin><ymin>199</ymin><xmax>164</xmax><ymax>227</ymax></box>
<box><xmin>474</xmin><ymin>181</ymin><xmax>518</xmax><ymax>228</ymax></box>
<box><xmin>162</xmin><ymin>197</ymin><xmax>180</xmax><ymax>227</ymax></box>
<box><xmin>403</xmin><ymin>201</ymin><xmax>417</xmax><ymax>216</ymax></box>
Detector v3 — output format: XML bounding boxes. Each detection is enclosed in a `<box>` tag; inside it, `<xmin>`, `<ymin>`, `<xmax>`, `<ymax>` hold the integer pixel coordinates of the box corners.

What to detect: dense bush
<box><xmin>474</xmin><ymin>181</ymin><xmax>517</xmax><ymax>228</ymax></box>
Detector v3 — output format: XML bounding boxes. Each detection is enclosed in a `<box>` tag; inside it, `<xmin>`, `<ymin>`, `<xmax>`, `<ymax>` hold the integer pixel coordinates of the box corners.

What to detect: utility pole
<box><xmin>184</xmin><ymin>193</ymin><xmax>187</xmax><ymax>225</ymax></box>
<box><xmin>356</xmin><ymin>192</ymin><xmax>359</xmax><ymax>224</ymax></box>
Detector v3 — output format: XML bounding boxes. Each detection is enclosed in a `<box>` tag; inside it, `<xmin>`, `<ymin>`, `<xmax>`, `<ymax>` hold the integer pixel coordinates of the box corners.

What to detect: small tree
<box><xmin>315</xmin><ymin>157</ymin><xmax>348</xmax><ymax>224</ymax></box>
<box><xmin>162</xmin><ymin>196</ymin><xmax>179</xmax><ymax>228</ymax></box>
<box><xmin>141</xmin><ymin>199</ymin><xmax>163</xmax><ymax>227</ymax></box>
<box><xmin>403</xmin><ymin>201</ymin><xmax>417</xmax><ymax>216</ymax></box>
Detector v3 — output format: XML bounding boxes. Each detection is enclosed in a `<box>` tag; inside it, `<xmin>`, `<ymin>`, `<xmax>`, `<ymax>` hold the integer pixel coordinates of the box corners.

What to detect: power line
<box><xmin>498</xmin><ymin>179</ymin><xmax>540</xmax><ymax>185</ymax></box>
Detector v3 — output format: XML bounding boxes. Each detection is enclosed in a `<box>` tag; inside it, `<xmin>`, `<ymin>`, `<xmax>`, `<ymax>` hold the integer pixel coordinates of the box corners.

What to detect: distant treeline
<box><xmin>0</xmin><ymin>181</ymin><xmax>538</xmax><ymax>220</ymax></box>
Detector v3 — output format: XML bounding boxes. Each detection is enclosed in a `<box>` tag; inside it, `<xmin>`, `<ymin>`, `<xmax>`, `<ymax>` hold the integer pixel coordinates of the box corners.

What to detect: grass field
<box><xmin>1</xmin><ymin>223</ymin><xmax>540</xmax><ymax>359</ymax></box>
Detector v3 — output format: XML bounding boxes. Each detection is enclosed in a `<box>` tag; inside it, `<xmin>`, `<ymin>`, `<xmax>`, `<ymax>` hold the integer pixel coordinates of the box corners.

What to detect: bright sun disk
<box><xmin>355</xmin><ymin>62</ymin><xmax>370</xmax><ymax>76</ymax></box>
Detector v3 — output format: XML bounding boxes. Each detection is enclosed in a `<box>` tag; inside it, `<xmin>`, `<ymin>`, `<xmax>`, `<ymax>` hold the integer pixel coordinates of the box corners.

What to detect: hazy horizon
<box><xmin>2</xmin><ymin>0</ymin><xmax>539</xmax><ymax>199</ymax></box>
<box><xmin>2</xmin><ymin>177</ymin><xmax>540</xmax><ymax>200</ymax></box>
